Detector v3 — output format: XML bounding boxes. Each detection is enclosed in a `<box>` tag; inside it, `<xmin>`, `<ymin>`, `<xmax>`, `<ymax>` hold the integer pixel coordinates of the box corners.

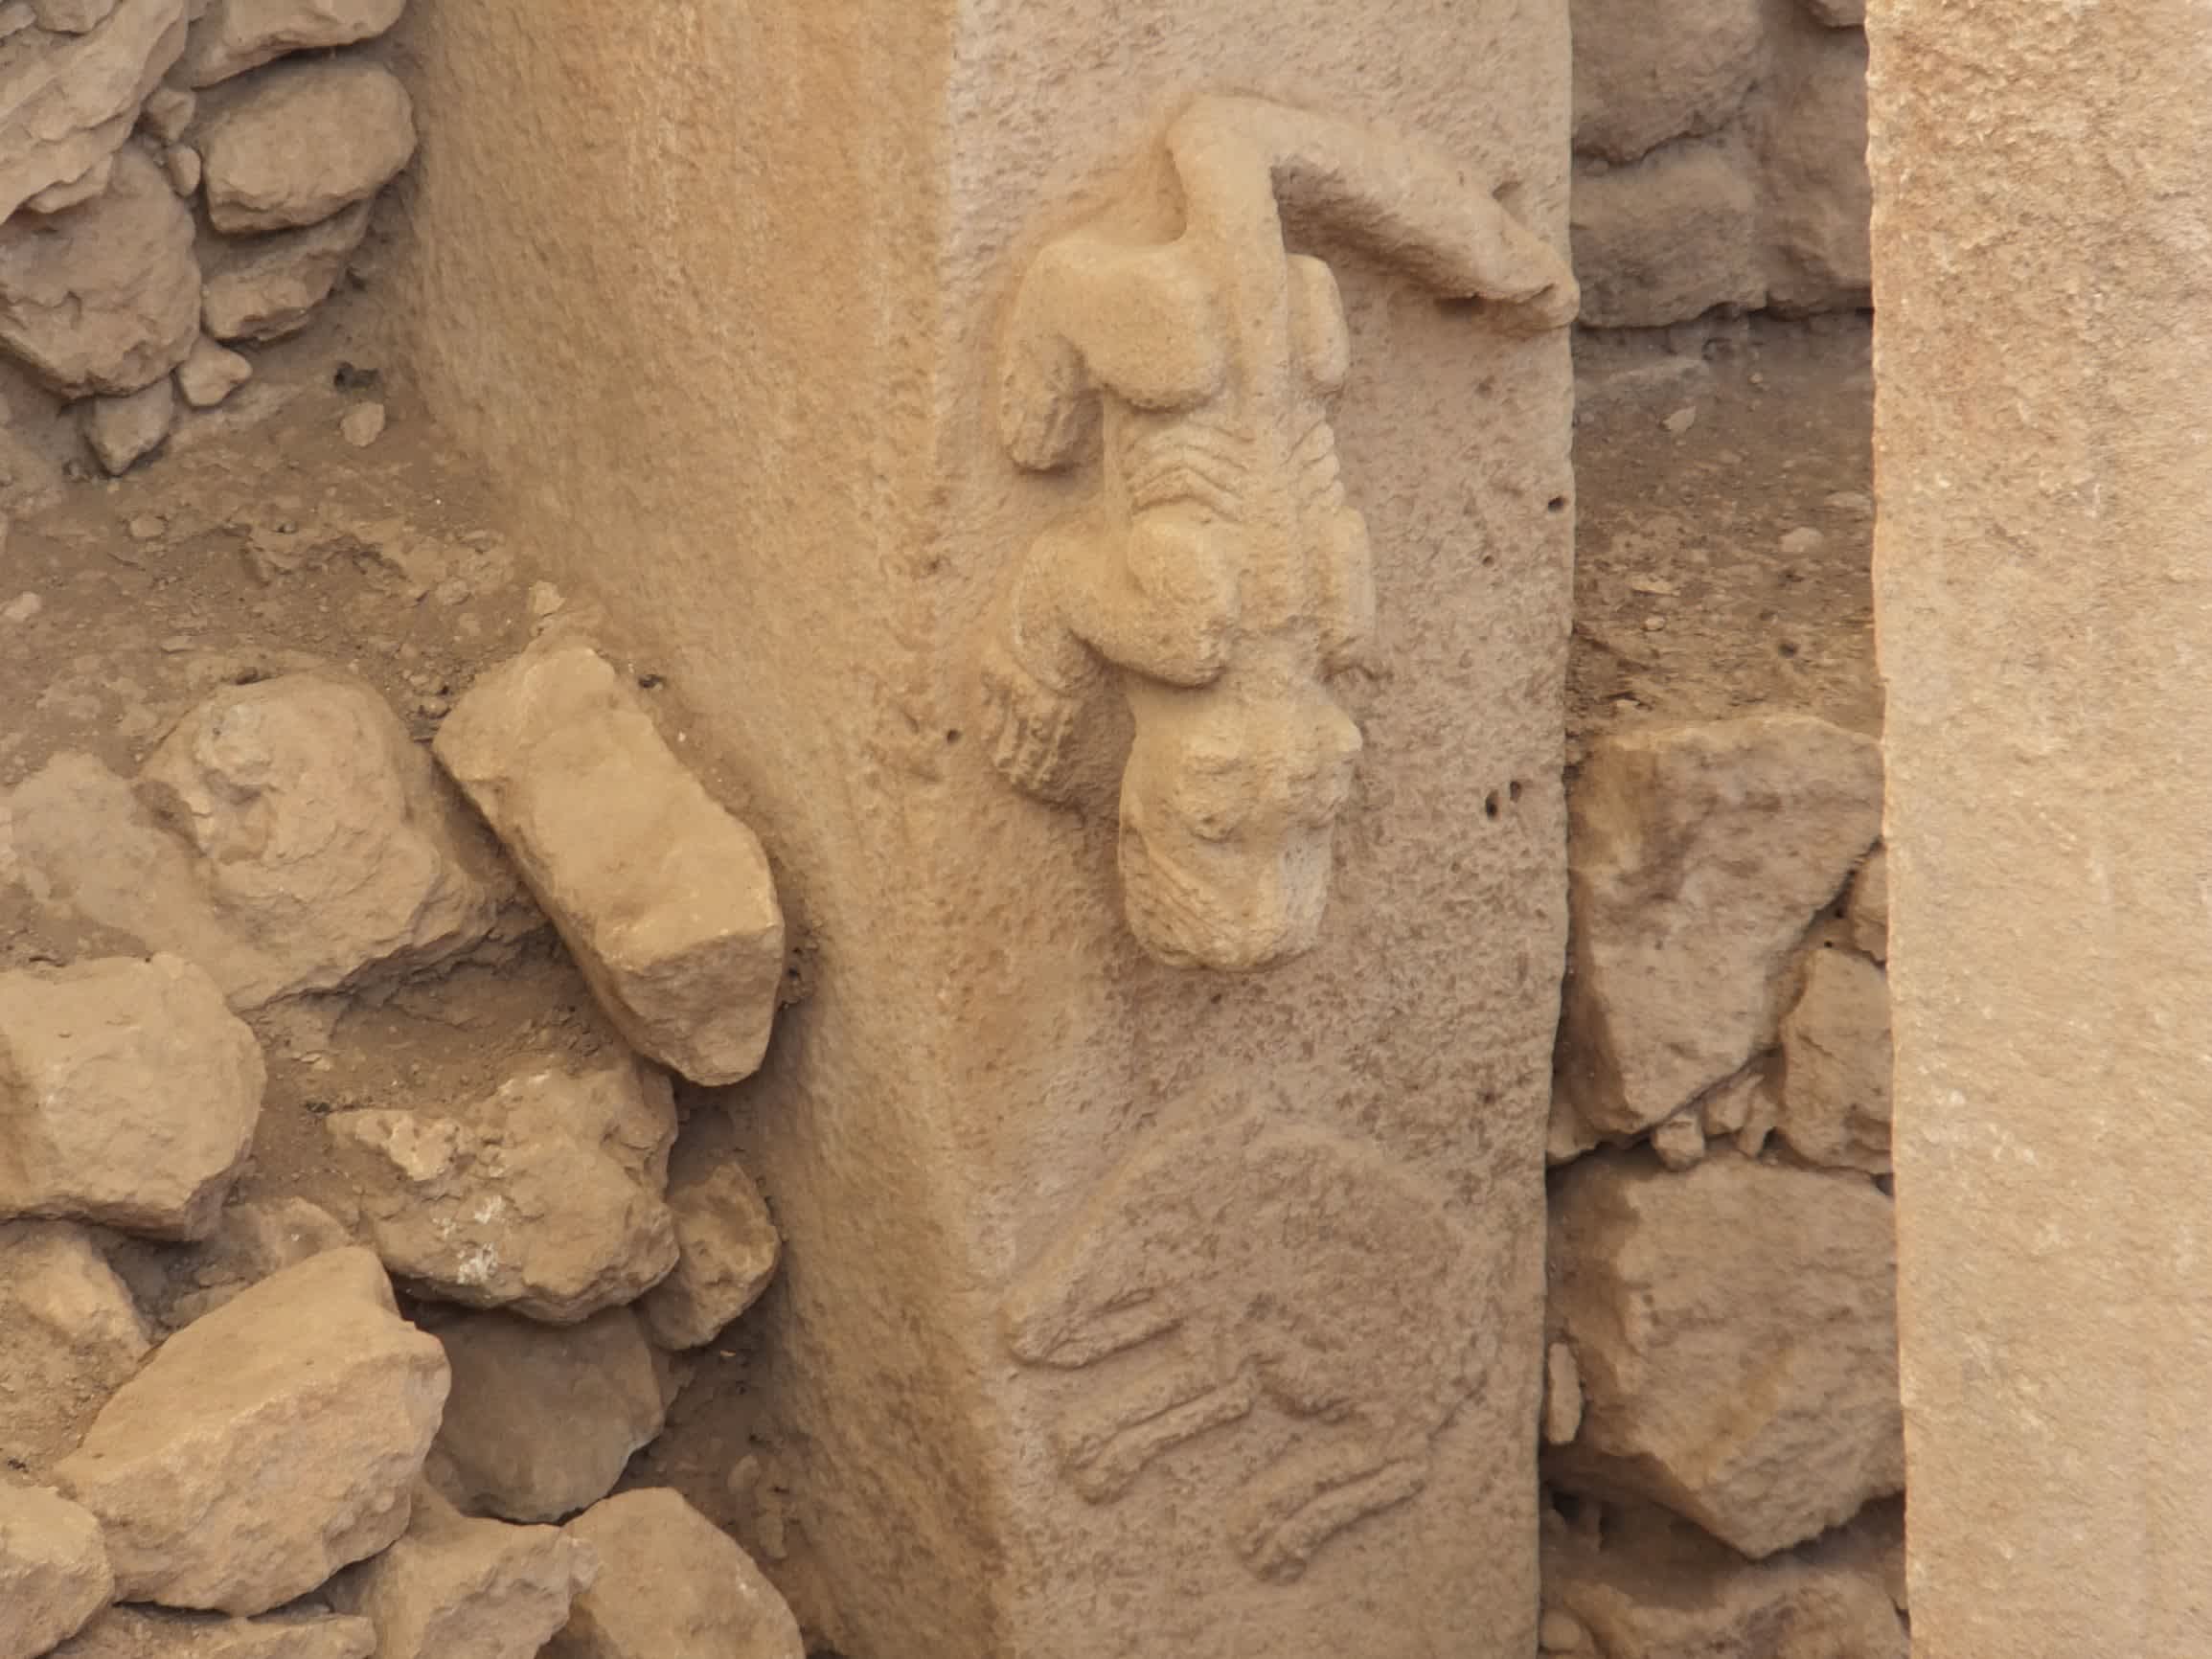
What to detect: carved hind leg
<box><xmin>1230</xmin><ymin>1439</ymin><xmax>1431</xmax><ymax>1580</ymax></box>
<box><xmin>1056</xmin><ymin>1352</ymin><xmax>1258</xmax><ymax>1502</ymax></box>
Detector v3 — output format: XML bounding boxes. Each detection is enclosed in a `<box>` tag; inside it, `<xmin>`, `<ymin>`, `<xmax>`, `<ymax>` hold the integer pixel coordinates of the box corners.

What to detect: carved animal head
<box><xmin>1116</xmin><ymin>686</ymin><xmax>1363</xmax><ymax>970</ymax></box>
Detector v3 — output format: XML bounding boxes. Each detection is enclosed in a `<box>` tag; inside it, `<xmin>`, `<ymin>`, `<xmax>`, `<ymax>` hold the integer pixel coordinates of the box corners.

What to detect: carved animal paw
<box><xmin>980</xmin><ymin>633</ymin><xmax>1089</xmax><ymax>804</ymax></box>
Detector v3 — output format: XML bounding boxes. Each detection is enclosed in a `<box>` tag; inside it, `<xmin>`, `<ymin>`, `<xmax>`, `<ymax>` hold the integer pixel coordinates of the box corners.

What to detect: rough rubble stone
<box><xmin>0</xmin><ymin>1482</ymin><xmax>111</xmax><ymax>1659</ymax></box>
<box><xmin>1558</xmin><ymin>714</ymin><xmax>1882</xmax><ymax>1139</ymax></box>
<box><xmin>546</xmin><ymin>1489</ymin><xmax>803</xmax><ymax>1659</ymax></box>
<box><xmin>54</xmin><ymin>1247</ymin><xmax>449</xmax><ymax>1614</ymax></box>
<box><xmin>199</xmin><ymin>198</ymin><xmax>365</xmax><ymax>342</ymax></box>
<box><xmin>1845</xmin><ymin>846</ymin><xmax>1886</xmax><ymax>961</ymax></box>
<box><xmin>325</xmin><ymin>1485</ymin><xmax>596</xmax><ymax>1659</ymax></box>
<box><xmin>85</xmin><ymin>377</ymin><xmax>175</xmax><ymax>473</ymax></box>
<box><xmin>1541</xmin><ymin>1341</ymin><xmax>1583</xmax><ymax>1446</ymax></box>
<box><xmin>137</xmin><ymin>670</ymin><xmax>503</xmax><ymax>1002</ymax></box>
<box><xmin>1546</xmin><ymin>1153</ymin><xmax>1903</xmax><ymax>1556</ymax></box>
<box><xmin>638</xmin><ymin>1113</ymin><xmax>779</xmax><ymax>1350</ymax></box>
<box><xmin>427</xmin><ymin>1307</ymin><xmax>664</xmax><ymax>1524</ymax></box>
<box><xmin>0</xmin><ymin>0</ymin><xmax>186</xmax><ymax>222</ymax></box>
<box><xmin>1570</xmin><ymin>0</ymin><xmax>1765</xmax><ymax>164</ymax></box>
<box><xmin>1542</xmin><ymin>1501</ymin><xmax>1906</xmax><ymax>1658</ymax></box>
<box><xmin>196</xmin><ymin>59</ymin><xmax>414</xmax><ymax>233</ymax></box>
<box><xmin>54</xmin><ymin>1608</ymin><xmax>376</xmax><ymax>1659</ymax></box>
<box><xmin>179</xmin><ymin>0</ymin><xmax>406</xmax><ymax>87</ymax></box>
<box><xmin>328</xmin><ymin>1055</ymin><xmax>677</xmax><ymax>1322</ymax></box>
<box><xmin>1569</xmin><ymin>143</ymin><xmax>1764</xmax><ymax>330</ymax></box>
<box><xmin>0</xmin><ymin>953</ymin><xmax>262</xmax><ymax>1238</ymax></box>
<box><xmin>32</xmin><ymin>0</ymin><xmax>118</xmax><ymax>30</ymax></box>
<box><xmin>1776</xmin><ymin>947</ymin><xmax>1891</xmax><ymax>1173</ymax></box>
<box><xmin>107</xmin><ymin>1194</ymin><xmax>352</xmax><ymax>1333</ymax></box>
<box><xmin>1757</xmin><ymin>15</ymin><xmax>1872</xmax><ymax>314</ymax></box>
<box><xmin>174</xmin><ymin>335</ymin><xmax>251</xmax><ymax>407</ymax></box>
<box><xmin>0</xmin><ymin>1220</ymin><xmax>150</xmax><ymax>1467</ymax></box>
<box><xmin>161</xmin><ymin>142</ymin><xmax>197</xmax><ymax>195</ymax></box>
<box><xmin>27</xmin><ymin>149</ymin><xmax>112</xmax><ymax>212</ymax></box>
<box><xmin>436</xmin><ymin>641</ymin><xmax>787</xmax><ymax>1085</ymax></box>
<box><xmin>0</xmin><ymin>146</ymin><xmax>197</xmax><ymax>397</ymax></box>
<box><xmin>138</xmin><ymin>80</ymin><xmax>193</xmax><ymax>140</ymax></box>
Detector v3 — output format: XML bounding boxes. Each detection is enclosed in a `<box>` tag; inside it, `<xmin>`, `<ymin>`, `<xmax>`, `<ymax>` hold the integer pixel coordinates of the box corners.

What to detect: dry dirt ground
<box><xmin>0</xmin><ymin>308</ymin><xmax>1875</xmax><ymax>1615</ymax></box>
<box><xmin>1568</xmin><ymin>312</ymin><xmax>1878</xmax><ymax>756</ymax></box>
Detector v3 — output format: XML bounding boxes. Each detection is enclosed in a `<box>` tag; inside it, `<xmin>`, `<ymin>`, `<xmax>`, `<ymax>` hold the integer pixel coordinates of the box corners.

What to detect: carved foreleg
<box><xmin>1231</xmin><ymin>1439</ymin><xmax>1431</xmax><ymax>1580</ymax></box>
<box><xmin>982</xmin><ymin>521</ymin><xmax>1107</xmax><ymax>802</ymax></box>
<box><xmin>1056</xmin><ymin>1351</ymin><xmax>1258</xmax><ymax>1502</ymax></box>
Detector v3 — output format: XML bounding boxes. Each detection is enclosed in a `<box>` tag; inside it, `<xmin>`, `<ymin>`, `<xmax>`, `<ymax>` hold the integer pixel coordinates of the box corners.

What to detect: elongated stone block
<box><xmin>435</xmin><ymin>641</ymin><xmax>786</xmax><ymax>1086</ymax></box>
<box><xmin>394</xmin><ymin>8</ymin><xmax>1574</xmax><ymax>1655</ymax></box>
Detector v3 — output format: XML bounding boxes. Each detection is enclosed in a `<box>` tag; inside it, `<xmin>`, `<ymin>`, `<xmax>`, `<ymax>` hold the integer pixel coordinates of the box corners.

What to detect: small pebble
<box><xmin>1779</xmin><ymin>527</ymin><xmax>1826</xmax><ymax>555</ymax></box>
<box><xmin>433</xmin><ymin>577</ymin><xmax>472</xmax><ymax>606</ymax></box>
<box><xmin>339</xmin><ymin>401</ymin><xmax>387</xmax><ymax>448</ymax></box>
<box><xmin>2</xmin><ymin>590</ymin><xmax>41</xmax><ymax>623</ymax></box>
<box><xmin>1627</xmin><ymin>574</ymin><xmax>1678</xmax><ymax>597</ymax></box>
<box><xmin>1661</xmin><ymin>406</ymin><xmax>1698</xmax><ymax>435</ymax></box>
<box><xmin>127</xmin><ymin>513</ymin><xmax>165</xmax><ymax>541</ymax></box>
<box><xmin>1824</xmin><ymin>489</ymin><xmax>1874</xmax><ymax>517</ymax></box>
<box><xmin>527</xmin><ymin>580</ymin><xmax>565</xmax><ymax>620</ymax></box>
<box><xmin>1641</xmin><ymin>615</ymin><xmax>1667</xmax><ymax>632</ymax></box>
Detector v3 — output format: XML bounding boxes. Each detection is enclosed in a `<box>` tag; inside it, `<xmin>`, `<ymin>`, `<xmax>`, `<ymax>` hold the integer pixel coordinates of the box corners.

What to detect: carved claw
<box><xmin>980</xmin><ymin>631</ymin><xmax>1090</xmax><ymax>805</ymax></box>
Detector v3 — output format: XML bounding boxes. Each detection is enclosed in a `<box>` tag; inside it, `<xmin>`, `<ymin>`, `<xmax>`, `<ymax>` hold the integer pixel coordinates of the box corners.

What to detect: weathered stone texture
<box><xmin>329</xmin><ymin>1056</ymin><xmax>677</xmax><ymax>1322</ymax></box>
<box><xmin>0</xmin><ymin>1219</ymin><xmax>150</xmax><ymax>1466</ymax></box>
<box><xmin>1546</xmin><ymin>1152</ymin><xmax>1903</xmax><ymax>1557</ymax></box>
<box><xmin>55</xmin><ymin>1247</ymin><xmax>449</xmax><ymax>1614</ymax></box>
<box><xmin>179</xmin><ymin>0</ymin><xmax>406</xmax><ymax>87</ymax></box>
<box><xmin>325</xmin><ymin>1486</ymin><xmax>596</xmax><ymax>1659</ymax></box>
<box><xmin>1776</xmin><ymin>946</ymin><xmax>1891</xmax><ymax>1173</ymax></box>
<box><xmin>0</xmin><ymin>146</ymin><xmax>197</xmax><ymax>397</ymax></box>
<box><xmin>1558</xmin><ymin>715</ymin><xmax>1881</xmax><ymax>1141</ymax></box>
<box><xmin>435</xmin><ymin>641</ymin><xmax>785</xmax><ymax>1087</ymax></box>
<box><xmin>195</xmin><ymin>59</ymin><xmax>415</xmax><ymax>233</ymax></box>
<box><xmin>546</xmin><ymin>1489</ymin><xmax>804</xmax><ymax>1659</ymax></box>
<box><xmin>0</xmin><ymin>1482</ymin><xmax>112</xmax><ymax>1659</ymax></box>
<box><xmin>199</xmin><ymin>202</ymin><xmax>370</xmax><ymax>343</ymax></box>
<box><xmin>0</xmin><ymin>0</ymin><xmax>187</xmax><ymax>223</ymax></box>
<box><xmin>0</xmin><ymin>953</ymin><xmax>262</xmax><ymax>1239</ymax></box>
<box><xmin>427</xmin><ymin>1307</ymin><xmax>664</xmax><ymax>1525</ymax></box>
<box><xmin>638</xmin><ymin>1110</ymin><xmax>778</xmax><ymax>1351</ymax></box>
<box><xmin>52</xmin><ymin>1608</ymin><xmax>376</xmax><ymax>1659</ymax></box>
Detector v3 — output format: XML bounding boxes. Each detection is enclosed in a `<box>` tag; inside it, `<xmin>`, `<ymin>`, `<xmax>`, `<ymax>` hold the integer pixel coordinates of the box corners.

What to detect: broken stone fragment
<box><xmin>0</xmin><ymin>147</ymin><xmax>198</xmax><ymax>397</ymax></box>
<box><xmin>196</xmin><ymin>58</ymin><xmax>414</xmax><ymax>233</ymax></box>
<box><xmin>327</xmin><ymin>1054</ymin><xmax>677</xmax><ymax>1322</ymax></box>
<box><xmin>1546</xmin><ymin>1152</ymin><xmax>1903</xmax><ymax>1557</ymax></box>
<box><xmin>85</xmin><ymin>377</ymin><xmax>176</xmax><ymax>473</ymax></box>
<box><xmin>0</xmin><ymin>953</ymin><xmax>262</xmax><ymax>1239</ymax></box>
<box><xmin>1542</xmin><ymin>1499</ymin><xmax>1906</xmax><ymax>1658</ymax></box>
<box><xmin>54</xmin><ymin>1247</ymin><xmax>450</xmax><ymax>1614</ymax></box>
<box><xmin>139</xmin><ymin>81</ymin><xmax>194</xmax><ymax>141</ymax></box>
<box><xmin>137</xmin><ymin>670</ymin><xmax>504</xmax><ymax>1001</ymax></box>
<box><xmin>174</xmin><ymin>335</ymin><xmax>251</xmax><ymax>407</ymax></box>
<box><xmin>1756</xmin><ymin>14</ymin><xmax>1872</xmax><ymax>315</ymax></box>
<box><xmin>53</xmin><ymin>1606</ymin><xmax>377</xmax><ymax>1658</ymax></box>
<box><xmin>324</xmin><ymin>1485</ymin><xmax>597</xmax><ymax>1659</ymax></box>
<box><xmin>639</xmin><ymin>1110</ymin><xmax>779</xmax><ymax>1350</ymax></box>
<box><xmin>436</xmin><ymin>641</ymin><xmax>786</xmax><ymax>1085</ymax></box>
<box><xmin>546</xmin><ymin>1489</ymin><xmax>804</xmax><ymax>1659</ymax></box>
<box><xmin>198</xmin><ymin>198</ymin><xmax>365</xmax><ymax>342</ymax></box>
<box><xmin>1776</xmin><ymin>947</ymin><xmax>1892</xmax><ymax>1173</ymax></box>
<box><xmin>27</xmin><ymin>150</ymin><xmax>113</xmax><ymax>213</ymax></box>
<box><xmin>179</xmin><ymin>0</ymin><xmax>406</xmax><ymax>87</ymax></box>
<box><xmin>1569</xmin><ymin>143</ymin><xmax>1764</xmax><ymax>330</ymax></box>
<box><xmin>0</xmin><ymin>1219</ymin><xmax>150</xmax><ymax>1468</ymax></box>
<box><xmin>0</xmin><ymin>0</ymin><xmax>187</xmax><ymax>222</ymax></box>
<box><xmin>106</xmin><ymin>1193</ymin><xmax>352</xmax><ymax>1333</ymax></box>
<box><xmin>0</xmin><ymin>1482</ymin><xmax>111</xmax><ymax>1659</ymax></box>
<box><xmin>427</xmin><ymin>1307</ymin><xmax>665</xmax><ymax>1524</ymax></box>
<box><xmin>33</xmin><ymin>0</ymin><xmax>116</xmax><ymax>28</ymax></box>
<box><xmin>1558</xmin><ymin>714</ymin><xmax>1882</xmax><ymax>1139</ymax></box>
<box><xmin>1846</xmin><ymin>846</ymin><xmax>1887</xmax><ymax>961</ymax></box>
<box><xmin>1570</xmin><ymin>0</ymin><xmax>1763</xmax><ymax>164</ymax></box>
<box><xmin>162</xmin><ymin>143</ymin><xmax>199</xmax><ymax>196</ymax></box>
<box><xmin>1541</xmin><ymin>1341</ymin><xmax>1583</xmax><ymax>1446</ymax></box>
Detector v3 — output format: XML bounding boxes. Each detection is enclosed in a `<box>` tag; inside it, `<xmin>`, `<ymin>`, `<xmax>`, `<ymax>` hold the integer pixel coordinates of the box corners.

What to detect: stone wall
<box><xmin>0</xmin><ymin>0</ymin><xmax>413</xmax><ymax>482</ymax></box>
<box><xmin>1568</xmin><ymin>0</ymin><xmax>1870</xmax><ymax>327</ymax></box>
<box><xmin>1539</xmin><ymin>713</ymin><xmax>1906</xmax><ymax>1654</ymax></box>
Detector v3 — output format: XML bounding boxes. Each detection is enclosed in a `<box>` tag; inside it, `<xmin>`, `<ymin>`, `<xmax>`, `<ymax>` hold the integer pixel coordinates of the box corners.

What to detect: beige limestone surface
<box><xmin>390</xmin><ymin>6</ymin><xmax>1574</xmax><ymax>1655</ymax></box>
<box><xmin>1870</xmin><ymin>0</ymin><xmax>2212</xmax><ymax>1650</ymax></box>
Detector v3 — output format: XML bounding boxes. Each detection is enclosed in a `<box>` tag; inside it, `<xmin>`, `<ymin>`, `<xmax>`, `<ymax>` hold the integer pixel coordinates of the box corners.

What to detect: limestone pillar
<box><xmin>1870</xmin><ymin>4</ymin><xmax>2212</xmax><ymax>1652</ymax></box>
<box><xmin>388</xmin><ymin>8</ymin><xmax>1574</xmax><ymax>1654</ymax></box>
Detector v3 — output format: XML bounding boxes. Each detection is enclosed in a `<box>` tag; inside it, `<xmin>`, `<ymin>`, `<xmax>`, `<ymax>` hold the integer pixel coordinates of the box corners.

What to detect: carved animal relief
<box><xmin>1001</xmin><ymin>1097</ymin><xmax>1496</xmax><ymax>1580</ymax></box>
<box><xmin>982</xmin><ymin>95</ymin><xmax>1577</xmax><ymax>971</ymax></box>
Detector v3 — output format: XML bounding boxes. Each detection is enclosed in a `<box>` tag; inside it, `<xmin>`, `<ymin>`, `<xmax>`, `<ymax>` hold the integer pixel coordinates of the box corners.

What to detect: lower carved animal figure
<box><xmin>1001</xmin><ymin>1102</ymin><xmax>1494</xmax><ymax>1579</ymax></box>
